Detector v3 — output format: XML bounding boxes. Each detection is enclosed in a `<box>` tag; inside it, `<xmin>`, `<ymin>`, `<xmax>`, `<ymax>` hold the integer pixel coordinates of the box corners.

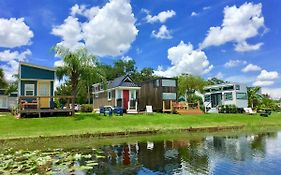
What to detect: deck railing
<box><xmin>18</xmin><ymin>96</ymin><xmax>75</xmax><ymax>117</ymax></box>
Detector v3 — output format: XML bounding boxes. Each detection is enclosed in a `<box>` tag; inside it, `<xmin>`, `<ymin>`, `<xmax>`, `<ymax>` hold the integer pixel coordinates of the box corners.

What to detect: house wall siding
<box><xmin>21</xmin><ymin>65</ymin><xmax>55</xmax><ymax>80</ymax></box>
<box><xmin>93</xmin><ymin>90</ymin><xmax>116</xmax><ymax>109</ymax></box>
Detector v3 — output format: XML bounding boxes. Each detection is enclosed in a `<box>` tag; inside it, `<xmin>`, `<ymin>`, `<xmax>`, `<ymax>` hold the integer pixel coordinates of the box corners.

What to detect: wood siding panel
<box><xmin>93</xmin><ymin>90</ymin><xmax>115</xmax><ymax>109</ymax></box>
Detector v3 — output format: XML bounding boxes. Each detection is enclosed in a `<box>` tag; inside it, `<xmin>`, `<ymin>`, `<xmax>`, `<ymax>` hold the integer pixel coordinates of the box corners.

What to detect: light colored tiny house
<box><xmin>203</xmin><ymin>83</ymin><xmax>248</xmax><ymax>111</ymax></box>
<box><xmin>92</xmin><ymin>75</ymin><xmax>140</xmax><ymax>113</ymax></box>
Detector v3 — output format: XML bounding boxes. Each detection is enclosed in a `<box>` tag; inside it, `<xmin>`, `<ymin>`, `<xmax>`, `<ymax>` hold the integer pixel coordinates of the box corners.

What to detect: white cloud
<box><xmin>242</xmin><ymin>63</ymin><xmax>262</xmax><ymax>72</ymax></box>
<box><xmin>0</xmin><ymin>18</ymin><xmax>34</xmax><ymax>48</ymax></box>
<box><xmin>191</xmin><ymin>12</ymin><xmax>198</xmax><ymax>17</ymax></box>
<box><xmin>154</xmin><ymin>41</ymin><xmax>213</xmax><ymax>77</ymax></box>
<box><xmin>0</xmin><ymin>49</ymin><xmax>32</xmax><ymax>82</ymax></box>
<box><xmin>151</xmin><ymin>25</ymin><xmax>172</xmax><ymax>39</ymax></box>
<box><xmin>225</xmin><ymin>75</ymin><xmax>256</xmax><ymax>84</ymax></box>
<box><xmin>224</xmin><ymin>59</ymin><xmax>247</xmax><ymax>68</ymax></box>
<box><xmin>203</xmin><ymin>6</ymin><xmax>211</xmax><ymax>10</ymax></box>
<box><xmin>52</xmin><ymin>0</ymin><xmax>138</xmax><ymax>57</ymax></box>
<box><xmin>70</xmin><ymin>4</ymin><xmax>99</xmax><ymax>19</ymax></box>
<box><xmin>0</xmin><ymin>49</ymin><xmax>31</xmax><ymax>62</ymax></box>
<box><xmin>54</xmin><ymin>60</ymin><xmax>64</xmax><ymax>67</ymax></box>
<box><xmin>257</xmin><ymin>70</ymin><xmax>279</xmax><ymax>81</ymax></box>
<box><xmin>253</xmin><ymin>69</ymin><xmax>279</xmax><ymax>87</ymax></box>
<box><xmin>200</xmin><ymin>2</ymin><xmax>265</xmax><ymax>52</ymax></box>
<box><xmin>145</xmin><ymin>10</ymin><xmax>176</xmax><ymax>23</ymax></box>
<box><xmin>262</xmin><ymin>88</ymin><xmax>281</xmax><ymax>100</ymax></box>
<box><xmin>235</xmin><ymin>41</ymin><xmax>264</xmax><ymax>52</ymax></box>
<box><xmin>253</xmin><ymin>80</ymin><xmax>274</xmax><ymax>87</ymax></box>
<box><xmin>121</xmin><ymin>56</ymin><xmax>133</xmax><ymax>62</ymax></box>
<box><xmin>215</xmin><ymin>72</ymin><xmax>224</xmax><ymax>79</ymax></box>
<box><xmin>51</xmin><ymin>16</ymin><xmax>84</xmax><ymax>51</ymax></box>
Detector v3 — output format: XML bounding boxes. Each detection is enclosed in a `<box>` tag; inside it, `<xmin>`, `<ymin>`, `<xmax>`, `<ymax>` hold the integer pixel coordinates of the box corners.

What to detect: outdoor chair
<box><xmin>114</xmin><ymin>107</ymin><xmax>123</xmax><ymax>116</ymax></box>
<box><xmin>145</xmin><ymin>105</ymin><xmax>154</xmax><ymax>115</ymax></box>
<box><xmin>244</xmin><ymin>108</ymin><xmax>256</xmax><ymax>115</ymax></box>
<box><xmin>99</xmin><ymin>106</ymin><xmax>113</xmax><ymax>116</ymax></box>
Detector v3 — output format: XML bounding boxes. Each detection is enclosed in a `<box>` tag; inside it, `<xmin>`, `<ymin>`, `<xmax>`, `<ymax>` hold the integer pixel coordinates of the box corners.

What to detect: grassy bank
<box><xmin>1</xmin><ymin>112</ymin><xmax>281</xmax><ymax>140</ymax></box>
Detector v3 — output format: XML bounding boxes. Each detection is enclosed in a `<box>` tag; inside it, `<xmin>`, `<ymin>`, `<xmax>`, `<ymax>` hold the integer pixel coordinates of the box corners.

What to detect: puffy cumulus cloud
<box><xmin>242</xmin><ymin>63</ymin><xmax>261</xmax><ymax>72</ymax></box>
<box><xmin>52</xmin><ymin>0</ymin><xmax>138</xmax><ymax>57</ymax></box>
<box><xmin>0</xmin><ymin>49</ymin><xmax>32</xmax><ymax>82</ymax></box>
<box><xmin>257</xmin><ymin>70</ymin><xmax>279</xmax><ymax>81</ymax></box>
<box><xmin>151</xmin><ymin>25</ymin><xmax>172</xmax><ymax>39</ymax></box>
<box><xmin>262</xmin><ymin>88</ymin><xmax>281</xmax><ymax>100</ymax></box>
<box><xmin>145</xmin><ymin>10</ymin><xmax>176</xmax><ymax>23</ymax></box>
<box><xmin>191</xmin><ymin>12</ymin><xmax>198</xmax><ymax>17</ymax></box>
<box><xmin>200</xmin><ymin>2</ymin><xmax>265</xmax><ymax>52</ymax></box>
<box><xmin>70</xmin><ymin>4</ymin><xmax>99</xmax><ymax>19</ymax></box>
<box><xmin>225</xmin><ymin>75</ymin><xmax>256</xmax><ymax>84</ymax></box>
<box><xmin>215</xmin><ymin>72</ymin><xmax>224</xmax><ymax>79</ymax></box>
<box><xmin>0</xmin><ymin>49</ymin><xmax>31</xmax><ymax>62</ymax></box>
<box><xmin>235</xmin><ymin>41</ymin><xmax>263</xmax><ymax>52</ymax></box>
<box><xmin>253</xmin><ymin>69</ymin><xmax>279</xmax><ymax>87</ymax></box>
<box><xmin>82</xmin><ymin>0</ymin><xmax>138</xmax><ymax>57</ymax></box>
<box><xmin>154</xmin><ymin>41</ymin><xmax>213</xmax><ymax>77</ymax></box>
<box><xmin>51</xmin><ymin>16</ymin><xmax>84</xmax><ymax>51</ymax></box>
<box><xmin>224</xmin><ymin>59</ymin><xmax>247</xmax><ymax>68</ymax></box>
<box><xmin>54</xmin><ymin>60</ymin><xmax>64</xmax><ymax>67</ymax></box>
<box><xmin>0</xmin><ymin>18</ymin><xmax>34</xmax><ymax>48</ymax></box>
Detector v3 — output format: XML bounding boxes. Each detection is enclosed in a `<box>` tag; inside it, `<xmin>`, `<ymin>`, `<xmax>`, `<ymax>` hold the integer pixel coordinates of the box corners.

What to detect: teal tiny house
<box><xmin>18</xmin><ymin>62</ymin><xmax>55</xmax><ymax>108</ymax></box>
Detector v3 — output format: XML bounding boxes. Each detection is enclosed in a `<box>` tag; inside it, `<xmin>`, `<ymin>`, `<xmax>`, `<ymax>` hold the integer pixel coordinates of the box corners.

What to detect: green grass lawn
<box><xmin>0</xmin><ymin>112</ymin><xmax>281</xmax><ymax>139</ymax></box>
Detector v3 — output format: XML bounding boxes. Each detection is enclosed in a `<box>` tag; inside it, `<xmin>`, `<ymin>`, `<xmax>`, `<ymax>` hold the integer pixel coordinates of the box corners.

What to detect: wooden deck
<box><xmin>18</xmin><ymin>95</ymin><xmax>74</xmax><ymax>118</ymax></box>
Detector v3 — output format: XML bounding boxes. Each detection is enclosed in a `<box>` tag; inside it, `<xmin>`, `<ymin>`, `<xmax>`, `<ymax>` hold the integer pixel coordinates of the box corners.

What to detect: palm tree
<box><xmin>0</xmin><ymin>68</ymin><xmax>8</xmax><ymax>88</ymax></box>
<box><xmin>247</xmin><ymin>86</ymin><xmax>262</xmax><ymax>109</ymax></box>
<box><xmin>53</xmin><ymin>46</ymin><xmax>104</xmax><ymax>112</ymax></box>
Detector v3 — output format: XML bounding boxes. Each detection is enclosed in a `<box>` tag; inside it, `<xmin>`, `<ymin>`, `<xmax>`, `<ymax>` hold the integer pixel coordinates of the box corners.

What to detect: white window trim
<box><xmin>24</xmin><ymin>84</ymin><xmax>35</xmax><ymax>96</ymax></box>
<box><xmin>108</xmin><ymin>90</ymin><xmax>112</xmax><ymax>101</ymax></box>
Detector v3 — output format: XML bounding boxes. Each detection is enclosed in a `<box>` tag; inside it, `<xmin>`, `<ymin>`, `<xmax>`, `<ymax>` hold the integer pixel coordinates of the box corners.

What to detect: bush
<box><xmin>81</xmin><ymin>104</ymin><xmax>93</xmax><ymax>113</ymax></box>
<box><xmin>219</xmin><ymin>105</ymin><xmax>239</xmax><ymax>113</ymax></box>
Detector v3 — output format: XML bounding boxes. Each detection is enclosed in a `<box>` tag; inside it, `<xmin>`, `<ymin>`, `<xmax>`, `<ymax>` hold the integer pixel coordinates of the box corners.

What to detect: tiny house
<box><xmin>92</xmin><ymin>75</ymin><xmax>141</xmax><ymax>113</ymax></box>
<box><xmin>203</xmin><ymin>83</ymin><xmax>248</xmax><ymax>110</ymax></box>
<box><xmin>18</xmin><ymin>62</ymin><xmax>55</xmax><ymax>108</ymax></box>
<box><xmin>139</xmin><ymin>78</ymin><xmax>177</xmax><ymax>111</ymax></box>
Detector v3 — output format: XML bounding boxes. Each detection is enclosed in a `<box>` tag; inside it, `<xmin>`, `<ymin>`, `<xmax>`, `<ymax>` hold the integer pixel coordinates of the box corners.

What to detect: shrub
<box><xmin>81</xmin><ymin>104</ymin><xmax>93</xmax><ymax>113</ymax></box>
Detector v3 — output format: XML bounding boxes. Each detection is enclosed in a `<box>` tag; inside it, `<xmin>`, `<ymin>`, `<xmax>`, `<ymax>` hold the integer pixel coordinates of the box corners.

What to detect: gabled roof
<box><xmin>20</xmin><ymin>62</ymin><xmax>55</xmax><ymax>72</ymax></box>
<box><xmin>108</xmin><ymin>75</ymin><xmax>140</xmax><ymax>88</ymax></box>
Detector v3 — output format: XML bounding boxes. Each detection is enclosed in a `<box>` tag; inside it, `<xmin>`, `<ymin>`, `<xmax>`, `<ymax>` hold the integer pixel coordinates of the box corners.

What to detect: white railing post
<box><xmin>135</xmin><ymin>101</ymin><xmax>138</xmax><ymax>111</ymax></box>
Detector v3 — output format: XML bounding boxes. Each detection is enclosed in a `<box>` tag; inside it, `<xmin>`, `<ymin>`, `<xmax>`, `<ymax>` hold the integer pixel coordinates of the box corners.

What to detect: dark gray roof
<box><xmin>108</xmin><ymin>75</ymin><xmax>140</xmax><ymax>88</ymax></box>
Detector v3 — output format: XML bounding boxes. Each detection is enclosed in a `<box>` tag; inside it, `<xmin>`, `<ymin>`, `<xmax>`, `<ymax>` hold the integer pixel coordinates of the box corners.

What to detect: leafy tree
<box><xmin>207</xmin><ymin>77</ymin><xmax>225</xmax><ymax>85</ymax></box>
<box><xmin>0</xmin><ymin>68</ymin><xmax>7</xmax><ymax>88</ymax></box>
<box><xmin>131</xmin><ymin>67</ymin><xmax>156</xmax><ymax>82</ymax></box>
<box><xmin>113</xmin><ymin>59</ymin><xmax>136</xmax><ymax>77</ymax></box>
<box><xmin>54</xmin><ymin>46</ymin><xmax>104</xmax><ymax>111</ymax></box>
<box><xmin>258</xmin><ymin>96</ymin><xmax>276</xmax><ymax>110</ymax></box>
<box><xmin>247</xmin><ymin>86</ymin><xmax>262</xmax><ymax>109</ymax></box>
<box><xmin>5</xmin><ymin>83</ymin><xmax>17</xmax><ymax>95</ymax></box>
<box><xmin>178</xmin><ymin>74</ymin><xmax>207</xmax><ymax>102</ymax></box>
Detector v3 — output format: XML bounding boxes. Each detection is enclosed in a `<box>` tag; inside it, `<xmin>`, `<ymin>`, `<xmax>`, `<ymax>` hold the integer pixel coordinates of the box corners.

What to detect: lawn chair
<box><xmin>99</xmin><ymin>106</ymin><xmax>113</xmax><ymax>116</ymax></box>
<box><xmin>145</xmin><ymin>105</ymin><xmax>154</xmax><ymax>115</ymax></box>
<box><xmin>260</xmin><ymin>109</ymin><xmax>271</xmax><ymax>117</ymax></box>
<box><xmin>244</xmin><ymin>108</ymin><xmax>256</xmax><ymax>115</ymax></box>
<box><xmin>114</xmin><ymin>107</ymin><xmax>123</xmax><ymax>116</ymax></box>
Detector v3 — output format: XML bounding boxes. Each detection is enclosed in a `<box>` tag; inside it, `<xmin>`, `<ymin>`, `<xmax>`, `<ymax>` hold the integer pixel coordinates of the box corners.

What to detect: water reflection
<box><xmin>1</xmin><ymin>132</ymin><xmax>281</xmax><ymax>174</ymax></box>
<box><xmin>97</xmin><ymin>132</ymin><xmax>281</xmax><ymax>175</ymax></box>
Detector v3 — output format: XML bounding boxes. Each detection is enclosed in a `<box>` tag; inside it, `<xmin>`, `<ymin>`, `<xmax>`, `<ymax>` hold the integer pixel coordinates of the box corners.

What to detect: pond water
<box><xmin>1</xmin><ymin>131</ymin><xmax>281</xmax><ymax>174</ymax></box>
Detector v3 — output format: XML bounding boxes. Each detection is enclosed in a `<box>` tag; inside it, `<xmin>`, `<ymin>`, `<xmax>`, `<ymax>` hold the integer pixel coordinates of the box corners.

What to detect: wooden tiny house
<box><xmin>139</xmin><ymin>78</ymin><xmax>178</xmax><ymax>111</ymax></box>
<box><xmin>92</xmin><ymin>75</ymin><xmax>141</xmax><ymax>113</ymax></box>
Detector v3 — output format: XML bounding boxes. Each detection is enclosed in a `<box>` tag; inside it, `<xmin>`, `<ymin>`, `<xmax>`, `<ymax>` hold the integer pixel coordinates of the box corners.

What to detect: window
<box><xmin>116</xmin><ymin>90</ymin><xmax>122</xmax><ymax>99</ymax></box>
<box><xmin>236</xmin><ymin>85</ymin><xmax>240</xmax><ymax>90</ymax></box>
<box><xmin>154</xmin><ymin>79</ymin><xmax>160</xmax><ymax>87</ymax></box>
<box><xmin>107</xmin><ymin>90</ymin><xmax>112</xmax><ymax>100</ymax></box>
<box><xmin>224</xmin><ymin>92</ymin><xmax>233</xmax><ymax>101</ymax></box>
<box><xmin>236</xmin><ymin>92</ymin><xmax>247</xmax><ymax>100</ymax></box>
<box><xmin>204</xmin><ymin>95</ymin><xmax>211</xmax><ymax>102</ymax></box>
<box><xmin>204</xmin><ymin>89</ymin><xmax>211</xmax><ymax>93</ymax></box>
<box><xmin>223</xmin><ymin>86</ymin><xmax>234</xmax><ymax>91</ymax></box>
<box><xmin>25</xmin><ymin>84</ymin><xmax>34</xmax><ymax>96</ymax></box>
<box><xmin>162</xmin><ymin>93</ymin><xmax>176</xmax><ymax>100</ymax></box>
<box><xmin>211</xmin><ymin>87</ymin><xmax>221</xmax><ymax>92</ymax></box>
<box><xmin>130</xmin><ymin>90</ymin><xmax>136</xmax><ymax>99</ymax></box>
<box><xmin>162</xmin><ymin>79</ymin><xmax>176</xmax><ymax>87</ymax></box>
<box><xmin>100</xmin><ymin>84</ymin><xmax>104</xmax><ymax>91</ymax></box>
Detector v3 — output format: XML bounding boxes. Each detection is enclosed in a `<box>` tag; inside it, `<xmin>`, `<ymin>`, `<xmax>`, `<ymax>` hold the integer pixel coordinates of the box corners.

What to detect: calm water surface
<box><xmin>1</xmin><ymin>131</ymin><xmax>281</xmax><ymax>174</ymax></box>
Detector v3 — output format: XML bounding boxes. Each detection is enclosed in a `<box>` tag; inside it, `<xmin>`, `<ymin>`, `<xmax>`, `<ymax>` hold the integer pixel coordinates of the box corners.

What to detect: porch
<box><xmin>18</xmin><ymin>96</ymin><xmax>74</xmax><ymax>117</ymax></box>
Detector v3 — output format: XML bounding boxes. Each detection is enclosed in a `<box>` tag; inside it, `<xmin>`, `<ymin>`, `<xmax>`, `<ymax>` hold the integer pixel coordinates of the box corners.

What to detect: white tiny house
<box><xmin>203</xmin><ymin>83</ymin><xmax>248</xmax><ymax>111</ymax></box>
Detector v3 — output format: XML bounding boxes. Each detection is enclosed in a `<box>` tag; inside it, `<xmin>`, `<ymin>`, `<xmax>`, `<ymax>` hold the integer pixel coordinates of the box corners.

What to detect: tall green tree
<box><xmin>0</xmin><ymin>68</ymin><xmax>7</xmax><ymax>88</ymax></box>
<box><xmin>131</xmin><ymin>67</ymin><xmax>156</xmax><ymax>82</ymax></box>
<box><xmin>178</xmin><ymin>74</ymin><xmax>207</xmax><ymax>102</ymax></box>
<box><xmin>207</xmin><ymin>77</ymin><xmax>225</xmax><ymax>85</ymax></box>
<box><xmin>113</xmin><ymin>59</ymin><xmax>136</xmax><ymax>77</ymax></box>
<box><xmin>53</xmin><ymin>46</ymin><xmax>103</xmax><ymax>110</ymax></box>
<box><xmin>247</xmin><ymin>86</ymin><xmax>262</xmax><ymax>109</ymax></box>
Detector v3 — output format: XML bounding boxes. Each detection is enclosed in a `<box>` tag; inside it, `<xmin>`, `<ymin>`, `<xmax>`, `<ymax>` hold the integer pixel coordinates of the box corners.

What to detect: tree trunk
<box><xmin>71</xmin><ymin>77</ymin><xmax>78</xmax><ymax>116</ymax></box>
<box><xmin>87</xmin><ymin>85</ymin><xmax>90</xmax><ymax>104</ymax></box>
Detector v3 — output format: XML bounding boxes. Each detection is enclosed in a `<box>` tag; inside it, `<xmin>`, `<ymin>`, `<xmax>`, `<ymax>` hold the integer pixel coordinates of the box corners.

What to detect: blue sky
<box><xmin>0</xmin><ymin>0</ymin><xmax>280</xmax><ymax>98</ymax></box>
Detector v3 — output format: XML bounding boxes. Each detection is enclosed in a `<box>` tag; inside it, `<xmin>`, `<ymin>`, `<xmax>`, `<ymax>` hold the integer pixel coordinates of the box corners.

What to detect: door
<box><xmin>123</xmin><ymin>90</ymin><xmax>129</xmax><ymax>109</ymax></box>
<box><xmin>38</xmin><ymin>81</ymin><xmax>50</xmax><ymax>108</ymax></box>
<box><xmin>211</xmin><ymin>93</ymin><xmax>222</xmax><ymax>108</ymax></box>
